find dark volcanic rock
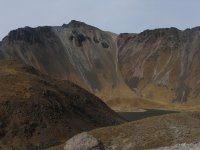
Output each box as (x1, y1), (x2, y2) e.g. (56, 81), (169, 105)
(0, 120), (5, 139)
(62, 20), (99, 30)
(4, 26), (53, 44)
(101, 41), (109, 48)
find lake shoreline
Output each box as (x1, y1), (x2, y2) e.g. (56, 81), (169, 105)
(118, 109), (179, 121)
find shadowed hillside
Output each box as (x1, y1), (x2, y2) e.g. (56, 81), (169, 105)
(0, 60), (124, 150)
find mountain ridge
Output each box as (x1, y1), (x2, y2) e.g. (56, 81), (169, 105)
(1, 20), (200, 110)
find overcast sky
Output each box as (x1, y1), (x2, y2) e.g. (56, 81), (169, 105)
(0, 0), (200, 40)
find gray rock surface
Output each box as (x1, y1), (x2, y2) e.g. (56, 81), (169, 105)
(150, 142), (200, 150)
(64, 132), (104, 150)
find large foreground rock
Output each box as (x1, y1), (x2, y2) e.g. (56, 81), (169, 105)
(64, 132), (104, 150)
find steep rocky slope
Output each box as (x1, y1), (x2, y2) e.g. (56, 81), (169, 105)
(0, 20), (138, 110)
(1, 21), (200, 110)
(0, 20), (118, 91)
(0, 60), (124, 150)
(118, 27), (200, 104)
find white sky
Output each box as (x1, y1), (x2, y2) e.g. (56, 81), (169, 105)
(0, 0), (200, 40)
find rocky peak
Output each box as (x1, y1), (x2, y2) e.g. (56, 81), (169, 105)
(62, 20), (99, 30)
(66, 20), (88, 27)
(3, 26), (52, 44)
(139, 27), (180, 39)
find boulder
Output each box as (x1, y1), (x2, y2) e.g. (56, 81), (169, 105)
(64, 132), (104, 150)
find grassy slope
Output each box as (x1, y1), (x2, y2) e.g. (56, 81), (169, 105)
(90, 112), (200, 150)
(0, 60), (124, 149)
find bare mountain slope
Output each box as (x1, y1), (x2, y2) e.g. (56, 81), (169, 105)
(1, 21), (200, 110)
(0, 60), (124, 150)
(0, 20), (118, 91)
(118, 27), (200, 105)
(0, 20), (139, 110)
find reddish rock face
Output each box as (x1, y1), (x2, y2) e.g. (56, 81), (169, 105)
(118, 27), (200, 103)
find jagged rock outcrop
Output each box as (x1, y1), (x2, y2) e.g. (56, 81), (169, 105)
(0, 60), (124, 150)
